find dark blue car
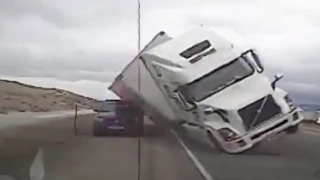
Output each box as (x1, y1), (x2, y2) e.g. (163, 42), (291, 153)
(93, 100), (144, 136)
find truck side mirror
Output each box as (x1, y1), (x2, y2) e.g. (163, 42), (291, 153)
(171, 92), (180, 99)
(172, 92), (185, 104)
(172, 91), (197, 111)
(204, 107), (215, 114)
(271, 73), (284, 90)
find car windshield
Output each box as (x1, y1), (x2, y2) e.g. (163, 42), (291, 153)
(181, 56), (254, 102)
(99, 102), (116, 112)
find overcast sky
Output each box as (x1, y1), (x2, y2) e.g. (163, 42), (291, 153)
(0, 0), (319, 103)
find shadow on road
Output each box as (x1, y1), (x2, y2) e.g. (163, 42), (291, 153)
(172, 124), (284, 156)
(240, 142), (282, 156)
(91, 123), (169, 138)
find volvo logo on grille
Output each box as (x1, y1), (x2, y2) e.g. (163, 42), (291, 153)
(238, 95), (282, 130)
(249, 96), (269, 129)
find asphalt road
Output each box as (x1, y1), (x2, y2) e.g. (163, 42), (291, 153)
(1, 114), (320, 180)
(176, 123), (320, 180)
(0, 115), (202, 180)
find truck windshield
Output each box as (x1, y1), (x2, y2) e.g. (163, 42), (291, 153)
(181, 56), (254, 102)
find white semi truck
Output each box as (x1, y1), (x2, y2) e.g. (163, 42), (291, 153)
(109, 26), (304, 154)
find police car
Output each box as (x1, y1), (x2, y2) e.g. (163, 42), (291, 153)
(93, 100), (144, 137)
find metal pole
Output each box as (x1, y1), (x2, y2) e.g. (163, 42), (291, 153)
(74, 104), (78, 136)
(137, 0), (141, 52)
(137, 1), (142, 180)
(137, 0), (141, 92)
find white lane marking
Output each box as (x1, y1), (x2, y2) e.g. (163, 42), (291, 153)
(171, 129), (215, 180)
(30, 148), (45, 180)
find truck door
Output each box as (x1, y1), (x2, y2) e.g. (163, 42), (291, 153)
(147, 61), (194, 122)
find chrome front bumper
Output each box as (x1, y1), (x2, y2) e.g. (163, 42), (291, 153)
(221, 107), (303, 154)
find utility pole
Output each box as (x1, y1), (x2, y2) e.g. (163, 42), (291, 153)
(136, 1), (142, 180)
(137, 0), (141, 92)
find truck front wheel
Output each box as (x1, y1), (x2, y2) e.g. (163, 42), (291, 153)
(177, 120), (188, 125)
(206, 130), (225, 153)
(286, 124), (299, 134)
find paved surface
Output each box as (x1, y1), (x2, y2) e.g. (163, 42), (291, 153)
(175, 123), (320, 180)
(0, 115), (202, 180)
(1, 114), (320, 180)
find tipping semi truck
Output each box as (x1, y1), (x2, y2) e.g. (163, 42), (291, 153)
(108, 26), (304, 154)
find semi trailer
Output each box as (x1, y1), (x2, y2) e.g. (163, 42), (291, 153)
(108, 26), (304, 153)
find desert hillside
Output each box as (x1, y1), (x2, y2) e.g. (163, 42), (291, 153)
(0, 79), (99, 114)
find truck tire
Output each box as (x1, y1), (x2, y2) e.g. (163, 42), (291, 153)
(138, 124), (144, 137)
(286, 124), (299, 134)
(135, 129), (144, 137)
(178, 120), (188, 125)
(132, 125), (144, 137)
(93, 130), (100, 137)
(93, 128), (102, 137)
(206, 130), (225, 153)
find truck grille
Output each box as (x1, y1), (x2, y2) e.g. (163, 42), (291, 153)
(238, 95), (282, 130)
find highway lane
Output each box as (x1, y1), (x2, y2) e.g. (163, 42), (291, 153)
(176, 124), (320, 180)
(0, 115), (203, 180)
(2, 112), (320, 180)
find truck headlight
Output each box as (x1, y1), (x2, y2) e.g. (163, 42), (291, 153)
(284, 95), (295, 109)
(218, 128), (240, 142)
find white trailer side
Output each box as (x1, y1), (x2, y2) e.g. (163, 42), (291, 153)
(108, 32), (179, 122)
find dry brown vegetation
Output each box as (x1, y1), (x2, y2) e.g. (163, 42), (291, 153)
(0, 79), (99, 114)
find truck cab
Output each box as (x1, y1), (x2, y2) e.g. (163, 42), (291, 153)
(140, 27), (303, 153)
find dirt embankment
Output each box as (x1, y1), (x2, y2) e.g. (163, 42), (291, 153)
(0, 79), (100, 114)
